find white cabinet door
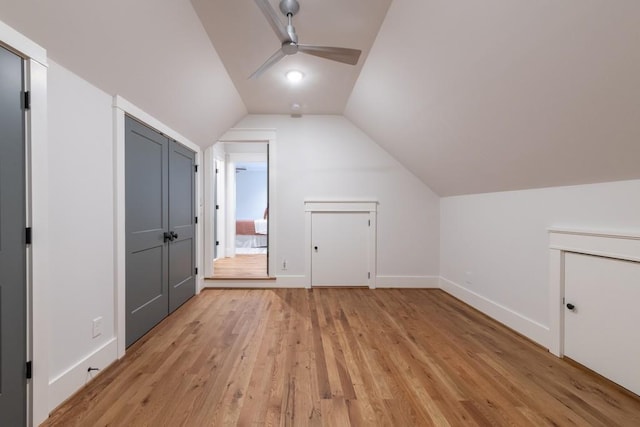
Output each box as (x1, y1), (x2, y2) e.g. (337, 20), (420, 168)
(564, 252), (640, 395)
(311, 212), (369, 286)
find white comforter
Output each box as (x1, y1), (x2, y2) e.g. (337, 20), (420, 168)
(254, 219), (268, 235)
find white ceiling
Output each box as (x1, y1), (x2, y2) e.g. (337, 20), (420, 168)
(0, 0), (247, 146)
(191, 0), (392, 115)
(1, 0), (639, 196)
(346, 0), (640, 195)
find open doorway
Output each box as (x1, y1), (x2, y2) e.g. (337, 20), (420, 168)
(208, 142), (269, 279)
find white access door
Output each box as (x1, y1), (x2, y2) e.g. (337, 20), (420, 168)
(564, 252), (640, 395)
(311, 212), (369, 286)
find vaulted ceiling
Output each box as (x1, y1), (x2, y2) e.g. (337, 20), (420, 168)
(0, 0), (247, 145)
(1, 0), (639, 196)
(346, 0), (640, 195)
(191, 0), (392, 115)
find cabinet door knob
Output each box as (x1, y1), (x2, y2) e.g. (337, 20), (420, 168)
(566, 303), (575, 310)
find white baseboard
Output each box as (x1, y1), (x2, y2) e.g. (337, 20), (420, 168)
(275, 275), (307, 288)
(202, 275), (439, 289)
(202, 275), (306, 289)
(376, 275), (440, 288)
(439, 277), (550, 348)
(48, 337), (118, 412)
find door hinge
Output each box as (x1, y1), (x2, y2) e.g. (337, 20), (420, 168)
(368, 272), (371, 279)
(195, 267), (198, 275)
(195, 216), (198, 224)
(194, 165), (198, 173)
(26, 361), (32, 379)
(25, 227), (32, 245)
(23, 91), (31, 110)
(215, 168), (219, 174)
(368, 220), (371, 226)
(215, 241), (220, 246)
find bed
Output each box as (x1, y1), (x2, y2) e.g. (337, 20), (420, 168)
(235, 209), (268, 254)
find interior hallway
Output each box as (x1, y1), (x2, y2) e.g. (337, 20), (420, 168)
(211, 254), (268, 279)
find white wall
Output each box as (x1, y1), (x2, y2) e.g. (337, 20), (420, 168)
(236, 168), (268, 220)
(47, 61), (117, 408)
(440, 179), (640, 347)
(234, 115), (440, 284)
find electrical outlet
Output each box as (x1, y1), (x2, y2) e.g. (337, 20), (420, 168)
(92, 317), (103, 338)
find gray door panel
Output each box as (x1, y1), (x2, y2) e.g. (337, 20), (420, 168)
(125, 117), (169, 347)
(125, 120), (196, 345)
(0, 46), (26, 426)
(168, 141), (196, 313)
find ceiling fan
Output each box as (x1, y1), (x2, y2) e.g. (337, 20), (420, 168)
(250, 0), (362, 79)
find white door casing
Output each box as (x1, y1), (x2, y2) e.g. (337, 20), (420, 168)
(0, 18), (49, 426)
(209, 129), (277, 277)
(548, 228), (640, 357)
(305, 201), (377, 289)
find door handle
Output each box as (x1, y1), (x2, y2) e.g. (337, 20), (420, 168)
(164, 231), (179, 242)
(566, 303), (575, 310)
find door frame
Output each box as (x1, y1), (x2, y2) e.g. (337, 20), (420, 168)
(304, 200), (377, 289)
(204, 148), (222, 277)
(114, 96), (203, 359)
(205, 129), (278, 278)
(0, 19), (49, 426)
(226, 151), (269, 260)
(548, 228), (640, 357)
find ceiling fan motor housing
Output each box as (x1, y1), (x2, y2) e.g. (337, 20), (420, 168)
(279, 0), (300, 16)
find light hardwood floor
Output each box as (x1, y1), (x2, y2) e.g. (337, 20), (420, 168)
(42, 289), (640, 426)
(211, 254), (268, 279)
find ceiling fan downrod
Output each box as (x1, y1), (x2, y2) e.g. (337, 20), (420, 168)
(250, 0), (362, 79)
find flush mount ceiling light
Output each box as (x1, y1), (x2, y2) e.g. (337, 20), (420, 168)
(286, 70), (304, 83)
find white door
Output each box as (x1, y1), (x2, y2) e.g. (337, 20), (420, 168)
(311, 212), (369, 286)
(564, 253), (640, 395)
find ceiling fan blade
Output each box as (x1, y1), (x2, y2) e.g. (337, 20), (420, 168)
(297, 45), (362, 65)
(249, 48), (286, 79)
(254, 0), (289, 43)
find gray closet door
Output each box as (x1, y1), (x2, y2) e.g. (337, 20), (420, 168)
(0, 45), (26, 427)
(168, 141), (196, 312)
(125, 116), (170, 347)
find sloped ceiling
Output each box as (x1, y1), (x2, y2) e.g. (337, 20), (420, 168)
(0, 0), (246, 146)
(191, 0), (391, 115)
(346, 0), (640, 196)
(1, 0), (639, 195)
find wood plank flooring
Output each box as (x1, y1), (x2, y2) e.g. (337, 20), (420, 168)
(211, 254), (268, 279)
(42, 289), (640, 426)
